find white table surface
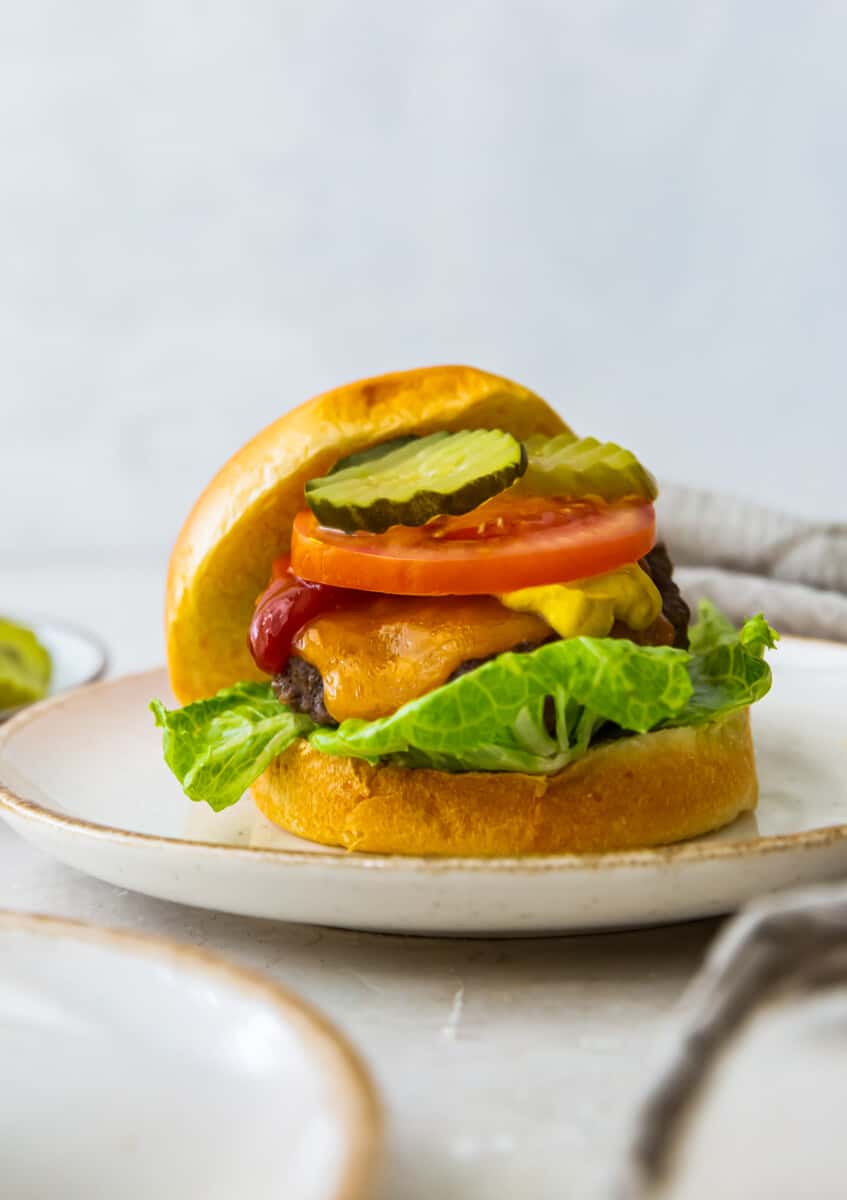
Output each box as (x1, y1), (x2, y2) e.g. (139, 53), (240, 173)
(1, 564), (718, 1199)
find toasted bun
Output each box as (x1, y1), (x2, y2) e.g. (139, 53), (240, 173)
(166, 364), (756, 858)
(165, 365), (567, 704)
(251, 709), (757, 856)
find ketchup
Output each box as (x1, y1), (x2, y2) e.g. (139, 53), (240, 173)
(248, 557), (347, 675)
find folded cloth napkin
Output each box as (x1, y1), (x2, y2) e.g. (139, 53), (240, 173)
(656, 485), (847, 641)
(619, 882), (847, 1199)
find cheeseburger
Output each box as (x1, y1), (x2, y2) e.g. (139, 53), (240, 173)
(153, 366), (776, 855)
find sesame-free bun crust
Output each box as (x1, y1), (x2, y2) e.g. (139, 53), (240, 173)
(251, 709), (757, 856)
(165, 366), (567, 704)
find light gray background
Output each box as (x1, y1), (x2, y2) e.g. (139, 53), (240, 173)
(3, 1), (844, 565)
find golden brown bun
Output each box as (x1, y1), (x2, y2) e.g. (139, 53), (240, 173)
(165, 365), (567, 704)
(251, 709), (757, 856)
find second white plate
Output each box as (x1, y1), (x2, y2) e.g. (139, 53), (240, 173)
(1, 638), (846, 934)
(0, 911), (378, 1199)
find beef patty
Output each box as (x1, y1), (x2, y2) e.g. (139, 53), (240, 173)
(639, 542), (690, 648)
(273, 542), (690, 727)
(272, 654), (335, 726)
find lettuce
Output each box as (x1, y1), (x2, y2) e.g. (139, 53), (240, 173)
(680, 607), (777, 724)
(310, 637), (691, 773)
(311, 603), (776, 770)
(152, 602), (777, 809)
(151, 683), (315, 811)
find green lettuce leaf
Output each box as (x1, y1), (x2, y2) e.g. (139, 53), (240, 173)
(670, 601), (778, 726)
(152, 602), (777, 807)
(310, 637), (692, 774)
(687, 599), (739, 654)
(688, 600), (777, 659)
(312, 601), (777, 772)
(150, 683), (315, 811)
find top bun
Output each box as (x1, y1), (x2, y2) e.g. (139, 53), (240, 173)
(165, 365), (568, 704)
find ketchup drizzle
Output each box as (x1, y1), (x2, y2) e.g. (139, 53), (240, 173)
(248, 557), (348, 676)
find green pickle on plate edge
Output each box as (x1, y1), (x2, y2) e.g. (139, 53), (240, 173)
(0, 618), (52, 708)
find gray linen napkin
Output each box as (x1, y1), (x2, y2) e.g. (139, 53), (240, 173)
(614, 498), (847, 1198)
(656, 485), (847, 640)
(619, 883), (847, 1199)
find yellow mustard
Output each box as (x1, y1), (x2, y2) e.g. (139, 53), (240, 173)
(499, 564), (661, 639)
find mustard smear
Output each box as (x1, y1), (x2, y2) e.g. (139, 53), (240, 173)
(499, 564), (661, 639)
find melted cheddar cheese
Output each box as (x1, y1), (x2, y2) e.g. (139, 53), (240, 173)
(292, 596), (550, 722)
(292, 565), (663, 723)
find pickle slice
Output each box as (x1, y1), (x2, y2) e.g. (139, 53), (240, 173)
(328, 435), (418, 475)
(0, 618), (52, 708)
(520, 433), (658, 502)
(305, 429), (528, 533)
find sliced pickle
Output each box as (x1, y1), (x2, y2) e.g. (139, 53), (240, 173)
(305, 429), (528, 533)
(328, 435), (418, 475)
(0, 618), (52, 708)
(520, 433), (658, 502)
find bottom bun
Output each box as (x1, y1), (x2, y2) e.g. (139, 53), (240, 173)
(250, 709), (757, 856)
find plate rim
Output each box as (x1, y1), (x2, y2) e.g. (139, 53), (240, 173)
(0, 908), (380, 1200)
(1, 646), (846, 876)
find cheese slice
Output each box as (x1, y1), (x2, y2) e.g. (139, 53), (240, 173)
(293, 596), (549, 722)
(293, 564), (662, 723)
(499, 564), (661, 639)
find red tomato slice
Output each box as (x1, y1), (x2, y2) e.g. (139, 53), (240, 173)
(290, 496), (656, 595)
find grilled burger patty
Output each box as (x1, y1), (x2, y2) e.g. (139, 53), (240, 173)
(272, 653), (336, 725)
(273, 544), (690, 728)
(638, 542), (690, 649)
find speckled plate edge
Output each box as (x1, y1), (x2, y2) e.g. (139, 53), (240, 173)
(1, 639), (846, 875)
(0, 909), (381, 1200)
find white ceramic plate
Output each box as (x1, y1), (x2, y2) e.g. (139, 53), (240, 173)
(0, 911), (378, 1200)
(1, 638), (846, 935)
(0, 614), (107, 721)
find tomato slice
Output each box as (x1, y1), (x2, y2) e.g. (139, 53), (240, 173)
(290, 496), (656, 595)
